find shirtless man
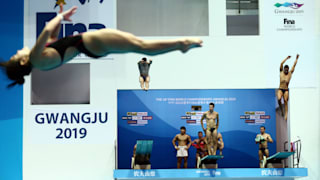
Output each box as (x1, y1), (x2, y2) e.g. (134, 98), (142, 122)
(201, 103), (219, 155)
(255, 126), (273, 168)
(278, 54), (299, 121)
(217, 132), (224, 156)
(172, 126), (192, 168)
(191, 131), (207, 167)
(138, 57), (152, 91)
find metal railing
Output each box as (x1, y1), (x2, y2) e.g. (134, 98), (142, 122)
(284, 139), (302, 168)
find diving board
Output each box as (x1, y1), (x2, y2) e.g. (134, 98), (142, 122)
(200, 155), (224, 161)
(266, 152), (295, 168)
(267, 152), (294, 161)
(198, 155), (224, 169)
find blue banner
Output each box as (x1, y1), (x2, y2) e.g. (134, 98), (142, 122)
(118, 89), (277, 168)
(114, 168), (308, 179)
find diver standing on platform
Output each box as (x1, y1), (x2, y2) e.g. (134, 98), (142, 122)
(255, 126), (273, 168)
(201, 103), (219, 155)
(172, 126), (192, 168)
(191, 131), (207, 167)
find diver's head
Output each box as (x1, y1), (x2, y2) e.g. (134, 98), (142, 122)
(142, 57), (147, 62)
(198, 131), (203, 138)
(180, 126), (186, 135)
(0, 47), (32, 87)
(260, 126), (266, 134)
(284, 65), (289, 75)
(209, 102), (215, 112)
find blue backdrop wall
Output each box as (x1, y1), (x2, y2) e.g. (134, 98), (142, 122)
(118, 89), (277, 169)
(0, 0), (23, 180)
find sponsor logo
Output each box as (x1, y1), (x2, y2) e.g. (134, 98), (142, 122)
(137, 112), (148, 116)
(137, 120), (148, 125)
(260, 115), (271, 119)
(284, 18), (295, 24)
(242, 111), (270, 125)
(245, 120), (255, 123)
(240, 115), (250, 119)
(122, 116), (132, 120)
(274, 2), (304, 15)
(255, 111), (266, 115)
(186, 120), (197, 124)
(255, 119), (266, 124)
(261, 169), (284, 176)
(196, 112), (204, 115)
(181, 116), (191, 120)
(276, 18), (302, 32)
(142, 116), (153, 120)
(274, 2), (304, 9)
(191, 116), (201, 120)
(133, 170), (156, 177)
(127, 120), (137, 124)
(245, 112), (255, 115)
(125, 112), (151, 126)
(132, 116), (143, 120)
(196, 170), (221, 176)
(250, 115), (261, 120)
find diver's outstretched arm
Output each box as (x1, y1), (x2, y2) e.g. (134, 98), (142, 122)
(280, 56), (290, 71)
(30, 6), (77, 57)
(290, 54), (299, 74)
(49, 3), (64, 41)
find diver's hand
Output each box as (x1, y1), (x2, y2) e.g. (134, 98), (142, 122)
(58, 3), (64, 14)
(61, 5), (78, 22)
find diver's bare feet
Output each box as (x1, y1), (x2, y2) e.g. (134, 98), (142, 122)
(180, 38), (203, 53)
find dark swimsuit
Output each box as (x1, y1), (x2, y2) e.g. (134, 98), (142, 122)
(259, 147), (268, 156)
(46, 35), (102, 64)
(279, 88), (289, 94)
(138, 61), (152, 80)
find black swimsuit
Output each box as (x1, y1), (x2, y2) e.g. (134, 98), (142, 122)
(279, 88), (289, 94)
(138, 61), (152, 80)
(259, 147), (268, 154)
(46, 35), (102, 64)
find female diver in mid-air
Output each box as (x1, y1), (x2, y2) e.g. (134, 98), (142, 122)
(0, 4), (202, 87)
